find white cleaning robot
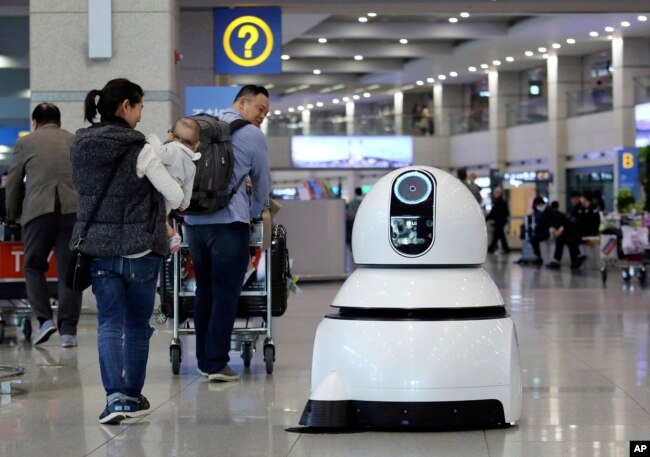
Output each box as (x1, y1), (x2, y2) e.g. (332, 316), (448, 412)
(300, 166), (521, 429)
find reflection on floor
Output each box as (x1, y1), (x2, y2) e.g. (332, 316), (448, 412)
(0, 253), (649, 457)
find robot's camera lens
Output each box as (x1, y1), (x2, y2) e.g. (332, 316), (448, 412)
(394, 171), (433, 205)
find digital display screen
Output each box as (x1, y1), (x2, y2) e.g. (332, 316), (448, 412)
(291, 135), (413, 169)
(391, 216), (429, 247)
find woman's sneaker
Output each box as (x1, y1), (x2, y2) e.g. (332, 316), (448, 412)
(99, 400), (128, 425)
(123, 395), (150, 418)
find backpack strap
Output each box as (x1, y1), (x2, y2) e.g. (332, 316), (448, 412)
(228, 119), (252, 199)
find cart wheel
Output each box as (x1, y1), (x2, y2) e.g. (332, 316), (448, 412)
(600, 268), (607, 285)
(241, 341), (253, 368)
(22, 319), (32, 342)
(0, 322), (5, 344)
(171, 345), (182, 375)
(264, 345), (275, 374)
(621, 269), (630, 284)
(155, 312), (167, 324)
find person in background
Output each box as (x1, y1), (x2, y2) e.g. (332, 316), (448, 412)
(457, 168), (483, 205)
(5, 103), (82, 347)
(527, 196), (553, 265)
(0, 171), (8, 222)
(183, 85), (272, 383)
(486, 186), (510, 254)
(577, 191), (601, 237)
(70, 78), (183, 424)
(545, 201), (585, 270)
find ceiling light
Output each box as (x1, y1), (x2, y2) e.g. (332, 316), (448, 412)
(358, 17), (368, 23)
(313, 69), (321, 75)
(589, 31), (599, 37)
(538, 47), (547, 53)
(449, 17), (458, 23)
(281, 54), (290, 60)
(638, 15), (648, 22)
(316, 102), (324, 107)
(342, 96), (350, 102)
(332, 99), (340, 104)
(354, 55), (364, 61)
(505, 56), (514, 62)
(607, 35), (614, 40)
(480, 63), (488, 69)
(399, 38), (408, 44)
(438, 75), (447, 80)
(288, 107), (295, 112)
(468, 66), (477, 72)
(273, 110), (281, 115)
(552, 43), (561, 49)
(492, 60), (501, 66)
(307, 104), (314, 109)
(426, 77), (435, 83)
(363, 92), (371, 98)
(524, 51), (534, 57)
(368, 12), (377, 17)
(318, 38), (327, 43)
(416, 80), (424, 85)
(621, 21), (631, 27)
(604, 26), (614, 32)
(297, 105), (304, 111)
(352, 95), (360, 100)
(566, 38), (576, 44)
(449, 71), (458, 77)
(460, 12), (470, 18)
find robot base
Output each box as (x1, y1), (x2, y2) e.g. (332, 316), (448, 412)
(300, 399), (507, 430)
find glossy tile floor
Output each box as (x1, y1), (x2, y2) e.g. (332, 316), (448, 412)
(1, 253), (649, 457)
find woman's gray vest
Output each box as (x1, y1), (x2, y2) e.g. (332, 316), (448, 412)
(69, 122), (168, 257)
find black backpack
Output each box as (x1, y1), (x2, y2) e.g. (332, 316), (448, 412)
(183, 113), (250, 215)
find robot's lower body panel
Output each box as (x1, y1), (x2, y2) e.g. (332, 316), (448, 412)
(300, 315), (521, 429)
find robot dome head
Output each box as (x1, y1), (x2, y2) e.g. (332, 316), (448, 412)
(352, 166), (487, 266)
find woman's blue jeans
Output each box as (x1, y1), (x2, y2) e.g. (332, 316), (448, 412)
(184, 222), (250, 374)
(91, 254), (161, 398)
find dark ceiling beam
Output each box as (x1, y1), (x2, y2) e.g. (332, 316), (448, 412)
(304, 21), (509, 39)
(282, 41), (455, 58)
(283, 58), (405, 72)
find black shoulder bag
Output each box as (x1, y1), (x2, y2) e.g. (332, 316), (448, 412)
(65, 154), (125, 291)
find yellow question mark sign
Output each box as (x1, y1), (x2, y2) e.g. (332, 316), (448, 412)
(223, 16), (274, 67)
(238, 25), (259, 58)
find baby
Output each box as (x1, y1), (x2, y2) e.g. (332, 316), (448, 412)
(147, 117), (202, 253)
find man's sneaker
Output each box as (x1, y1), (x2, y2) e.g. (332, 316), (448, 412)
(208, 365), (240, 382)
(99, 401), (128, 425)
(33, 319), (56, 345)
(60, 334), (77, 348)
(197, 367), (209, 377)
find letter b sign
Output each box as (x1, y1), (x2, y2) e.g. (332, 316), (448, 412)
(622, 152), (635, 169)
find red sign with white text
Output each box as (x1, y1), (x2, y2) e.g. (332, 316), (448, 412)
(0, 242), (57, 281)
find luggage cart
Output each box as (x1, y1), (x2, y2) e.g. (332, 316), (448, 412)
(599, 220), (649, 286)
(0, 241), (58, 343)
(158, 218), (286, 375)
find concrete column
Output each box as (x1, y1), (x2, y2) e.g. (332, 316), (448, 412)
(547, 55), (582, 205)
(345, 101), (355, 136)
(29, 0), (180, 137)
(433, 82), (463, 137)
(488, 70), (518, 169)
(393, 91), (403, 135)
(612, 36), (650, 148)
(301, 109), (311, 136)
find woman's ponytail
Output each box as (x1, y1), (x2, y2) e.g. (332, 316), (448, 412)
(83, 89), (102, 123)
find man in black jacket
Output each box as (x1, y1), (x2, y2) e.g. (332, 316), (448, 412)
(545, 200), (585, 270)
(486, 187), (510, 254)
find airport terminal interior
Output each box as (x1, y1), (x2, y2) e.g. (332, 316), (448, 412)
(1, 0), (650, 456)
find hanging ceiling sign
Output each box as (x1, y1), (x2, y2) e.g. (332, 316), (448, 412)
(214, 7), (282, 75)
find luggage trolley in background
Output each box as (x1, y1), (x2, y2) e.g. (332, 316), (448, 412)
(158, 218), (291, 375)
(0, 241), (58, 343)
(599, 215), (649, 286)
